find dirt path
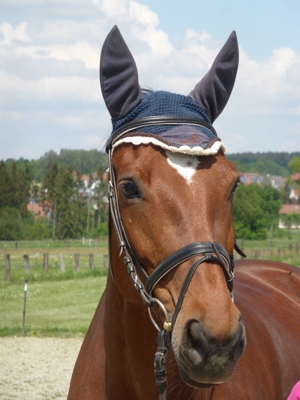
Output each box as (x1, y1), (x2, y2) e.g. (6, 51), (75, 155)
(0, 337), (83, 400)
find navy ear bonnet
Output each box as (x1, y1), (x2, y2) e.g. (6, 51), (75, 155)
(111, 91), (218, 151)
(100, 26), (239, 155)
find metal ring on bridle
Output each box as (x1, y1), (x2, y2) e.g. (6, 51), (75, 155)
(148, 298), (172, 332)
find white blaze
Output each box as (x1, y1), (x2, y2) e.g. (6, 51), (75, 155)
(166, 150), (199, 184)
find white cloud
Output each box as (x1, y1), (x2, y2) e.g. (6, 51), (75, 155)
(100, 0), (128, 17)
(238, 46), (300, 99)
(0, 70), (101, 105)
(129, 1), (159, 27)
(35, 19), (105, 44)
(129, 1), (173, 57)
(185, 29), (211, 43)
(0, 22), (32, 45)
(0, 132), (7, 141)
(280, 138), (300, 152)
(14, 41), (99, 70)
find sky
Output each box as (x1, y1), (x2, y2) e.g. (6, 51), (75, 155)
(1, 0), (300, 160)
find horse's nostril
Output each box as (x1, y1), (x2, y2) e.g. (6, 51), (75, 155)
(233, 328), (246, 361)
(234, 336), (245, 361)
(185, 321), (208, 363)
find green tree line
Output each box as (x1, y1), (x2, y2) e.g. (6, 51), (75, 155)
(5, 149), (108, 183)
(1, 151), (300, 242)
(227, 151), (300, 176)
(2, 149), (300, 184)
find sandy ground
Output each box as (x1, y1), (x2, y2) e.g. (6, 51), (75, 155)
(0, 337), (83, 400)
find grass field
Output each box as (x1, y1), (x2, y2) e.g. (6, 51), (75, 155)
(0, 239), (108, 337)
(236, 231), (300, 267)
(0, 276), (106, 337)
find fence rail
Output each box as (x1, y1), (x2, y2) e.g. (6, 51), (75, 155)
(240, 244), (300, 259)
(2, 252), (109, 282)
(2, 241), (300, 282)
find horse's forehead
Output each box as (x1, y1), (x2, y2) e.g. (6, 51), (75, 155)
(115, 147), (193, 191)
(113, 143), (233, 185)
(166, 151), (199, 185)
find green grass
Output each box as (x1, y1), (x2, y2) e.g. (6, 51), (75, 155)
(0, 276), (106, 337)
(236, 231), (300, 267)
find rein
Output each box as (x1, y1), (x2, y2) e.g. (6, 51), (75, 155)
(106, 115), (246, 400)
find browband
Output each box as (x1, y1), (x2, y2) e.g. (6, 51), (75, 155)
(105, 115), (218, 153)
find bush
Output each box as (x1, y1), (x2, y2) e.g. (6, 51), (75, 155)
(0, 207), (24, 240)
(95, 222), (108, 237)
(23, 218), (52, 240)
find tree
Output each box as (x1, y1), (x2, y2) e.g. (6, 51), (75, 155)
(42, 162), (58, 237)
(233, 184), (282, 240)
(0, 207), (23, 240)
(260, 186), (282, 241)
(283, 212), (300, 236)
(55, 166), (84, 239)
(0, 161), (12, 215)
(233, 184), (267, 239)
(289, 157), (300, 174)
(14, 163), (32, 219)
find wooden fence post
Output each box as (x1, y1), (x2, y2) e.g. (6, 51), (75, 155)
(103, 254), (109, 269)
(23, 254), (30, 273)
(60, 254), (65, 272)
(89, 253), (94, 269)
(4, 254), (10, 282)
(74, 253), (80, 271)
(43, 253), (49, 273)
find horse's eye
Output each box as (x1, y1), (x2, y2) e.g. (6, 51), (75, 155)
(120, 181), (140, 199)
(231, 178), (241, 197)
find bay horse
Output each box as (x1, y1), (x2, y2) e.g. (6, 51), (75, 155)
(68, 26), (300, 400)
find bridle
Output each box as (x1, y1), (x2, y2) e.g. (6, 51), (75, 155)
(106, 115), (246, 400)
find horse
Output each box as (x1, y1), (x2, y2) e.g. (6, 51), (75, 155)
(67, 26), (300, 400)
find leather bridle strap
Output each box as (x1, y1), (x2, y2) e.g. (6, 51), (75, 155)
(170, 250), (231, 329)
(105, 115), (218, 152)
(146, 242), (233, 296)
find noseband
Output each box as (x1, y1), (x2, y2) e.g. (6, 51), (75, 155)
(106, 116), (246, 400)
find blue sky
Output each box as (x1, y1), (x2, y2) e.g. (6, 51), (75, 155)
(1, 0), (300, 160)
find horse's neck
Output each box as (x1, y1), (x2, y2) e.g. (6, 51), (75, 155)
(104, 266), (160, 398)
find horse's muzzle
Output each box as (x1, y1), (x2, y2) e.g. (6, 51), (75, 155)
(175, 317), (246, 387)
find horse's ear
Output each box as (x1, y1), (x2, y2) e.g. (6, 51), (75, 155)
(188, 31), (239, 123)
(100, 26), (142, 120)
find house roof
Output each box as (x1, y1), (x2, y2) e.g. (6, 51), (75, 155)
(291, 173), (300, 181)
(27, 202), (47, 217)
(240, 173), (260, 185)
(279, 204), (300, 215)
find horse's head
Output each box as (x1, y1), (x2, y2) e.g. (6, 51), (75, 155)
(100, 26), (246, 389)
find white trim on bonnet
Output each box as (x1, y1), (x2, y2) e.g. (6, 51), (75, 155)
(112, 136), (226, 156)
